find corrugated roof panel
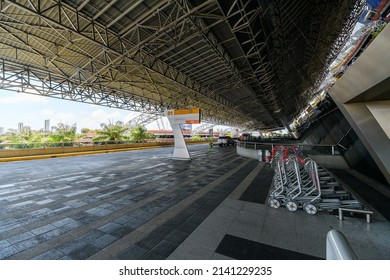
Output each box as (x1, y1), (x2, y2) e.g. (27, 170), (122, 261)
(0, 0), (364, 129)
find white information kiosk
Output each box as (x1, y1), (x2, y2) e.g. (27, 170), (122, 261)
(166, 108), (201, 160)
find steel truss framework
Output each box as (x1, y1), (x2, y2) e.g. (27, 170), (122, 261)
(190, 123), (215, 136)
(0, 0), (364, 130)
(126, 113), (162, 129)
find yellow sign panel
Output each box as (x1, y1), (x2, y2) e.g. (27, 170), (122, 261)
(166, 108), (201, 124)
(172, 108), (200, 115)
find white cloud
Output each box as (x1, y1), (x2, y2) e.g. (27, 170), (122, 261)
(123, 112), (140, 122)
(78, 118), (102, 130)
(0, 93), (49, 105)
(40, 109), (55, 117)
(53, 112), (77, 123)
(91, 109), (121, 120)
(94, 111), (117, 123)
(45, 112), (78, 129)
(75, 109), (130, 130)
(0, 90), (145, 131)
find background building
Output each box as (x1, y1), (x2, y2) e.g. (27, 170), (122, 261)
(44, 119), (50, 133)
(18, 122), (23, 132)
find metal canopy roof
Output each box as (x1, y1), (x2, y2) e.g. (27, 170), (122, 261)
(0, 0), (364, 130)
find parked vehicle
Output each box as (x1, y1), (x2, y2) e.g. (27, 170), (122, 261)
(217, 136), (235, 147)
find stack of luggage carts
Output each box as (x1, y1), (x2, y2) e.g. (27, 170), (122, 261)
(268, 145), (365, 215)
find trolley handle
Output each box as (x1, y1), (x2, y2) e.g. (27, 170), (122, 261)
(311, 161), (321, 194)
(290, 146), (305, 164)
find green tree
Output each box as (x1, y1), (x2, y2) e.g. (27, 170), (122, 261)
(0, 127), (46, 148)
(8, 126), (33, 142)
(50, 122), (77, 142)
(371, 23), (386, 38)
(2, 127), (39, 145)
(191, 134), (202, 141)
(94, 121), (130, 142)
(0, 129), (20, 144)
(129, 124), (154, 142)
(29, 130), (46, 144)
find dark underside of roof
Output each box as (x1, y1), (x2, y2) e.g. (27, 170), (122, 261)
(0, 0), (364, 129)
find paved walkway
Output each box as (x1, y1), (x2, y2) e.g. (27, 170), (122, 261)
(0, 144), (389, 260)
(169, 198), (390, 260)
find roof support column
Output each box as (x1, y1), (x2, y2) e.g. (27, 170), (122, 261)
(329, 24), (390, 184)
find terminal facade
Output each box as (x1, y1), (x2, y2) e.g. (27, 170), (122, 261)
(0, 0), (389, 260)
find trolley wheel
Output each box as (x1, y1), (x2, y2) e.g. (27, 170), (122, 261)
(268, 198), (281, 209)
(303, 203), (318, 215)
(286, 200), (298, 212)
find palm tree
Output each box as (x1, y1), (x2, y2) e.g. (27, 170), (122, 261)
(94, 121), (130, 142)
(51, 122), (77, 142)
(130, 124), (150, 142)
(81, 128), (91, 134)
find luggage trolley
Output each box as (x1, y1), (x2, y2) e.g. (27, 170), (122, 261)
(284, 158), (322, 213)
(268, 146), (301, 209)
(268, 145), (365, 215)
(269, 157), (322, 213)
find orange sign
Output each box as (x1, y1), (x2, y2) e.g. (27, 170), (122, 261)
(166, 108), (201, 124)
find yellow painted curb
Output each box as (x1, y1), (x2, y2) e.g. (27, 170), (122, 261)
(0, 141), (208, 163)
(0, 145), (169, 163)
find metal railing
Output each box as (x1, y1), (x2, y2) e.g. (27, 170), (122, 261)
(0, 140), (150, 150)
(338, 207), (373, 223)
(236, 141), (274, 151)
(0, 138), (205, 151)
(297, 144), (339, 156)
(336, 127), (352, 151)
(236, 141), (340, 156)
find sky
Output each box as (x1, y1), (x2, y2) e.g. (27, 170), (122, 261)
(0, 89), (222, 133)
(0, 89), (171, 132)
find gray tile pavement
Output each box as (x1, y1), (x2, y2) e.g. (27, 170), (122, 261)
(1, 144), (389, 260)
(168, 186), (390, 260)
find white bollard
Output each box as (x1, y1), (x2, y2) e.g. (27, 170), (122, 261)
(265, 150), (271, 163)
(326, 229), (357, 260)
(258, 150), (263, 161)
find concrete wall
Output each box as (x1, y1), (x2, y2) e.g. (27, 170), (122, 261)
(236, 146), (262, 161)
(0, 142), (172, 158)
(303, 109), (389, 186)
(308, 155), (349, 170)
(366, 100), (390, 139)
(329, 24), (390, 184)
(237, 142), (349, 169)
(0, 140), (211, 159)
(303, 109), (351, 145)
